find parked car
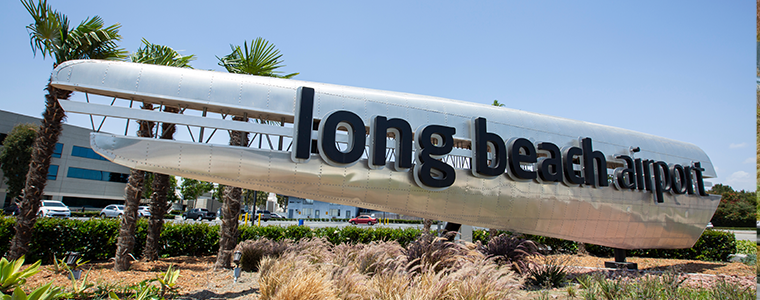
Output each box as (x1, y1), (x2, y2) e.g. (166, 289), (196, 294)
(706, 222), (714, 229)
(254, 210), (271, 221)
(216, 207), (249, 219)
(3, 204), (19, 216)
(100, 204), (125, 218)
(183, 208), (216, 221)
(39, 200), (71, 218)
(349, 215), (377, 225)
(138, 206), (151, 217)
(270, 212), (285, 219)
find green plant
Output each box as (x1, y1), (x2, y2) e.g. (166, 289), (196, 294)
(525, 256), (570, 288)
(403, 233), (469, 274)
(49, 253), (89, 276)
(0, 256), (41, 292)
(155, 265), (180, 299)
(735, 240), (756, 255)
(0, 282), (62, 300)
(61, 269), (94, 299)
(478, 233), (540, 273)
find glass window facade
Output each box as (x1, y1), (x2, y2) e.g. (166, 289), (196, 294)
(71, 146), (108, 160)
(52, 143), (63, 158)
(47, 165), (59, 180)
(67, 167), (129, 183)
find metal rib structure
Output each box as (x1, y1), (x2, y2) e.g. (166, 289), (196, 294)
(52, 60), (720, 249)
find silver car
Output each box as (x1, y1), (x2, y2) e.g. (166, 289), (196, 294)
(99, 204), (125, 218)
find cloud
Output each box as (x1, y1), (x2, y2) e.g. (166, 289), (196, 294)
(742, 157), (755, 164)
(725, 171), (751, 184)
(728, 143), (747, 149)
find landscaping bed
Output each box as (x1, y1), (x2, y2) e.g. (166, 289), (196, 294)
(20, 253), (755, 299)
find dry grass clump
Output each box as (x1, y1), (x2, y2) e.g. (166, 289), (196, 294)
(235, 238), (291, 271)
(256, 234), (522, 300)
(478, 233), (540, 274)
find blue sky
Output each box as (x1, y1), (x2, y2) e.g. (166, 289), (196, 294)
(0, 1), (755, 191)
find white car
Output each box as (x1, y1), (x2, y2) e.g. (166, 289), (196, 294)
(38, 200), (71, 218)
(138, 206), (151, 217)
(99, 204), (125, 218)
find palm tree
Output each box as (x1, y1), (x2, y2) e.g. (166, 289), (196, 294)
(114, 39), (195, 270)
(488, 100), (505, 241)
(9, 0), (125, 260)
(214, 37), (297, 268)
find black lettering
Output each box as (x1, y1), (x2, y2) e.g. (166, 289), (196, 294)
(562, 146), (584, 185)
(317, 110), (366, 166)
(414, 125), (456, 189)
(292, 87), (315, 162)
(582, 138), (608, 187)
(641, 159), (653, 192)
(692, 162), (707, 196)
(669, 164), (687, 194)
(634, 158), (645, 191)
(507, 138), (537, 180)
(684, 165), (695, 195)
(614, 155), (636, 190)
(473, 117), (506, 178)
(369, 116), (413, 170)
(652, 161), (670, 203)
(537, 142), (562, 182)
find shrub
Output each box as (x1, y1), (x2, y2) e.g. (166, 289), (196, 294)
(478, 233), (540, 273)
(235, 238), (290, 271)
(586, 230), (737, 262)
(525, 235), (578, 254)
(735, 240), (756, 255)
(332, 241), (404, 275)
(403, 233), (471, 274)
(524, 256), (570, 288)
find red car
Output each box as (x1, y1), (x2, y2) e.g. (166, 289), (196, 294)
(349, 215), (377, 225)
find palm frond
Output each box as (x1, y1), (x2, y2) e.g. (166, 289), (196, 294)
(21, 0), (62, 59)
(217, 37), (298, 78)
(22, 0), (125, 66)
(131, 38), (195, 68)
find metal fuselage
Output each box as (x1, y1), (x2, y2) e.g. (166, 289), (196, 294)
(52, 60), (720, 249)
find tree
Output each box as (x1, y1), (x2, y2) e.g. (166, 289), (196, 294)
(0, 124), (38, 201)
(179, 179), (214, 205)
(708, 184), (756, 227)
(129, 39), (195, 262)
(11, 0), (125, 260)
(276, 194), (288, 210)
(214, 37), (297, 268)
(115, 114), (153, 271)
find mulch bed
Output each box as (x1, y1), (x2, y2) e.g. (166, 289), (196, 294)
(21, 254), (755, 300)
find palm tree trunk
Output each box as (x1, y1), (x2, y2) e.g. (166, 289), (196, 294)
(8, 83), (70, 260)
(215, 116), (248, 269)
(142, 173), (169, 261)
(115, 105), (154, 271)
(142, 106), (178, 261)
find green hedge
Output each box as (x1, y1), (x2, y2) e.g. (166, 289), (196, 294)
(0, 217), (736, 263)
(471, 229), (736, 262)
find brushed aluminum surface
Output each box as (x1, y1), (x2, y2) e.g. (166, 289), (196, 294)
(48, 59), (722, 249)
(92, 133), (720, 249)
(51, 60), (715, 177)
